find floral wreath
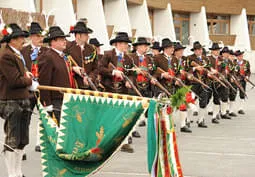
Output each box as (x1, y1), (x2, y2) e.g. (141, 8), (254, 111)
(1, 25), (12, 36)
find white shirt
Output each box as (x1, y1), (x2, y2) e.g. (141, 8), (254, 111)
(31, 43), (41, 51)
(115, 48), (124, 58)
(51, 47), (64, 57)
(9, 45), (22, 56)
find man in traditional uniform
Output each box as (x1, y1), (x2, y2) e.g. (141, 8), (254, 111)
(89, 38), (104, 61)
(153, 38), (175, 96)
(21, 22), (48, 152)
(207, 43), (230, 124)
(128, 37), (156, 132)
(187, 41), (211, 128)
(38, 26), (77, 125)
(99, 32), (134, 153)
(227, 50), (238, 117)
(172, 42), (193, 133)
(234, 50), (251, 114)
(0, 23), (34, 177)
(65, 21), (98, 90)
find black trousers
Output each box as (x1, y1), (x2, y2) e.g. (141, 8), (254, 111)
(48, 99), (63, 126)
(239, 80), (246, 99)
(191, 83), (211, 109)
(229, 81), (238, 101)
(2, 99), (31, 151)
(211, 82), (229, 105)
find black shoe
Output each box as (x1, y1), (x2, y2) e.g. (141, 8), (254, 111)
(226, 110), (230, 114)
(180, 126), (192, 133)
(212, 118), (220, 124)
(216, 114), (221, 120)
(132, 131), (141, 138)
(186, 122), (191, 128)
(193, 111), (198, 116)
(190, 120), (194, 123)
(35, 145), (41, 152)
(128, 136), (132, 144)
(221, 114), (231, 119)
(121, 144), (134, 153)
(238, 110), (245, 115)
(197, 121), (208, 128)
(138, 120), (146, 127)
(22, 153), (27, 161)
(229, 112), (237, 117)
(208, 111), (213, 116)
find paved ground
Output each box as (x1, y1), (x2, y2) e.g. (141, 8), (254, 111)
(0, 76), (255, 177)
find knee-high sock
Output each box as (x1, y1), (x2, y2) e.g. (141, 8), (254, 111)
(36, 121), (40, 146)
(239, 99), (245, 111)
(187, 103), (196, 122)
(4, 151), (16, 177)
(198, 108), (206, 123)
(212, 104), (220, 118)
(179, 111), (187, 128)
(229, 101), (235, 113)
(221, 102), (228, 115)
(16, 149), (24, 177)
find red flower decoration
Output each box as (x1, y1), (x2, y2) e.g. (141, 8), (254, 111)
(166, 106), (173, 115)
(2, 28), (8, 36)
(240, 69), (245, 76)
(136, 74), (148, 82)
(168, 69), (175, 77)
(179, 104), (187, 111)
(185, 92), (195, 104)
(70, 26), (74, 31)
(91, 147), (101, 154)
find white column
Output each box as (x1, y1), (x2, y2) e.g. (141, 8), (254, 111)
(77, 0), (110, 51)
(190, 6), (210, 47)
(128, 0), (152, 38)
(153, 3), (176, 41)
(230, 8), (251, 51)
(43, 0), (76, 33)
(104, 0), (132, 37)
(0, 0), (36, 12)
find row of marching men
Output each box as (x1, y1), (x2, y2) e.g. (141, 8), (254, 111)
(0, 20), (252, 177)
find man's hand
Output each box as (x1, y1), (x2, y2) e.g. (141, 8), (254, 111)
(125, 81), (132, 88)
(83, 77), (89, 86)
(211, 68), (218, 74)
(72, 66), (82, 76)
(161, 72), (171, 79)
(28, 80), (39, 91)
(113, 70), (123, 80)
(25, 71), (33, 79)
(194, 66), (204, 72)
(150, 78), (157, 85)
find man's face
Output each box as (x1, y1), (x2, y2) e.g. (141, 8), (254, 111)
(237, 54), (243, 60)
(194, 48), (203, 56)
(30, 34), (44, 47)
(96, 46), (101, 54)
(11, 36), (25, 51)
(52, 37), (67, 51)
(211, 50), (220, 56)
(222, 52), (230, 59)
(175, 49), (184, 58)
(229, 55), (235, 60)
(164, 46), (174, 56)
(137, 44), (148, 55)
(152, 49), (160, 56)
(116, 42), (129, 52)
(76, 33), (89, 43)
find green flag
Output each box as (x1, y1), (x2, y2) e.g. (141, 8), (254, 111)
(39, 93), (146, 177)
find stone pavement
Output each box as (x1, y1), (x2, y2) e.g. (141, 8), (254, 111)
(0, 76), (254, 177)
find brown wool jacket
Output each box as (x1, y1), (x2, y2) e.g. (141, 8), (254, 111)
(65, 41), (98, 89)
(99, 49), (134, 94)
(38, 48), (71, 106)
(0, 45), (32, 100)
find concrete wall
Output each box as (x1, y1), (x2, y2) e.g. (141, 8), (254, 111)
(104, 0), (132, 37)
(128, 0), (152, 38)
(0, 0), (36, 12)
(43, 0), (76, 33)
(190, 6), (210, 47)
(77, 0), (110, 51)
(153, 3), (176, 41)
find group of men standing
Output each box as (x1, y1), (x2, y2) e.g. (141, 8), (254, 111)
(0, 19), (251, 177)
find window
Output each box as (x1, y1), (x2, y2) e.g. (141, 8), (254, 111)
(173, 12), (190, 45)
(248, 15), (255, 35)
(207, 14), (230, 35)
